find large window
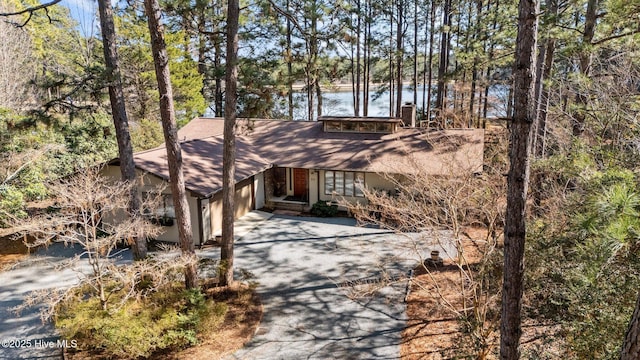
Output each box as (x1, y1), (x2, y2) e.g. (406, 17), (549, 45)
(325, 171), (365, 197)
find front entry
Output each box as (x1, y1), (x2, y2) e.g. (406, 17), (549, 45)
(293, 168), (308, 200)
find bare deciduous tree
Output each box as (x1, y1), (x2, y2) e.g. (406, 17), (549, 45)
(0, 4), (37, 111)
(345, 158), (505, 358)
(11, 168), (197, 317)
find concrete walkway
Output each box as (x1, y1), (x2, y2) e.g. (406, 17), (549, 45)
(0, 211), (446, 359)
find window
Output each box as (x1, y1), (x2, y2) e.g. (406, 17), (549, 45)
(325, 121), (341, 131)
(323, 119), (397, 134)
(376, 122), (393, 133)
(342, 121), (357, 132)
(359, 121), (376, 132)
(161, 195), (175, 217)
(335, 171), (344, 194)
(325, 171), (335, 194)
(142, 192), (175, 218)
(325, 171), (365, 197)
(355, 173), (365, 197)
(344, 172), (354, 196)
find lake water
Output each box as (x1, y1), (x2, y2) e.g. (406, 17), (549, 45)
(289, 85), (509, 120)
(208, 85), (509, 120)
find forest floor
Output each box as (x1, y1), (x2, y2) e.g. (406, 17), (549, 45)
(0, 230), (30, 270)
(401, 227), (563, 359)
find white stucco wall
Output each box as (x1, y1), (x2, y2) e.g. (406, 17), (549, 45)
(254, 172), (265, 209)
(363, 172), (398, 192)
(201, 199), (211, 244)
(101, 165), (202, 244)
(309, 169), (319, 205)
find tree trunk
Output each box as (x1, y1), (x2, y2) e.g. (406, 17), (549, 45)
(286, 0), (294, 120)
(395, 0), (403, 118)
(621, 291), (640, 359)
(534, 0), (557, 157)
(389, 3), (394, 117)
(535, 36), (555, 157)
(426, 0), (436, 124)
(220, 0), (239, 287)
(355, 0), (361, 117)
(144, 0), (197, 289)
(500, 0), (539, 359)
(532, 41), (546, 152)
(572, 0), (598, 136)
(363, 0), (371, 116)
(97, 0), (146, 260)
(214, 22), (223, 117)
(412, 0), (418, 108)
(436, 0), (451, 122)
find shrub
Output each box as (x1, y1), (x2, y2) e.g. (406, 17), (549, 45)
(311, 200), (338, 217)
(55, 285), (227, 359)
(0, 185), (26, 227)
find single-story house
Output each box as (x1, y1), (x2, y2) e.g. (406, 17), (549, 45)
(103, 110), (484, 246)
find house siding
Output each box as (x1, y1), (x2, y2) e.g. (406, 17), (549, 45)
(210, 176), (255, 237)
(101, 165), (201, 244)
(254, 172), (265, 209)
(309, 169), (319, 205)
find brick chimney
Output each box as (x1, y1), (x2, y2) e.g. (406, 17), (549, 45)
(401, 103), (416, 127)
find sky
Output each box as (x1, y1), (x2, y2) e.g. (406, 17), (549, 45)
(61, 0), (99, 36)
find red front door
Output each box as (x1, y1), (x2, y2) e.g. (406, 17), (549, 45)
(293, 168), (308, 200)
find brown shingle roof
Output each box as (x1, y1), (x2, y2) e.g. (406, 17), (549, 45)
(132, 118), (484, 197)
(176, 116), (225, 141)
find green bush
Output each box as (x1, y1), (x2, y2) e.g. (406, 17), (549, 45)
(311, 201), (338, 217)
(55, 286), (227, 359)
(0, 185), (26, 227)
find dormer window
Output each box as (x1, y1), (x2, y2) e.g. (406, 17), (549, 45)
(325, 121), (341, 131)
(319, 116), (401, 134)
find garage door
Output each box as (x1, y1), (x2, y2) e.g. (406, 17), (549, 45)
(234, 178), (254, 219)
(210, 177), (254, 235)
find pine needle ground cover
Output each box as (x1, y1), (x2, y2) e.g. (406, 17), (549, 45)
(58, 282), (261, 359)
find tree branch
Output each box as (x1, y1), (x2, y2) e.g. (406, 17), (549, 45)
(0, 0), (62, 16)
(555, 23), (583, 35)
(266, 0), (304, 35)
(0, 0), (62, 27)
(592, 29), (640, 46)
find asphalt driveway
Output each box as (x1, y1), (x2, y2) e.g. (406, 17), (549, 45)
(0, 212), (448, 359)
(222, 214), (444, 360)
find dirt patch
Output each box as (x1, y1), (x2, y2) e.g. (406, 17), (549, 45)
(167, 283), (263, 360)
(402, 229), (493, 359)
(0, 232), (30, 270)
(401, 227), (562, 359)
